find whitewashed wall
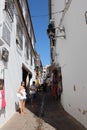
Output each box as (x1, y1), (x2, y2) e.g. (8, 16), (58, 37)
(0, 1), (36, 127)
(53, 0), (87, 128)
(0, 11), (23, 126)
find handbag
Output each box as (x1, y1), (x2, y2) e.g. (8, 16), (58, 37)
(17, 93), (21, 98)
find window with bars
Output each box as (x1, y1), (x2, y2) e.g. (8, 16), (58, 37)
(30, 49), (32, 65)
(16, 20), (23, 49)
(19, 0), (24, 8)
(2, 22), (10, 46)
(25, 13), (29, 29)
(4, 0), (14, 22)
(25, 40), (29, 60)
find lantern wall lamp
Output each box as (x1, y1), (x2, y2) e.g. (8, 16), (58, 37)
(47, 23), (66, 39)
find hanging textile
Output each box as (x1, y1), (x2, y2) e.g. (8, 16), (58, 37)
(0, 90), (6, 109)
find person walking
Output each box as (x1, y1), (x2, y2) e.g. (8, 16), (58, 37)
(35, 77), (39, 92)
(57, 71), (63, 100)
(29, 81), (37, 108)
(17, 81), (27, 114)
(52, 68), (58, 100)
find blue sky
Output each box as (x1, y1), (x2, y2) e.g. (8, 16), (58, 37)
(28, 0), (50, 66)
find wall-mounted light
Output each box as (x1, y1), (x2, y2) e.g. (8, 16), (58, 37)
(85, 11), (87, 24)
(47, 23), (66, 39)
(47, 23), (55, 39)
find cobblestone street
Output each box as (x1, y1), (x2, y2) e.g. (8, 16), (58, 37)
(1, 90), (87, 130)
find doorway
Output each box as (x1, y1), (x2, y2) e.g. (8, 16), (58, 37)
(22, 64), (32, 98)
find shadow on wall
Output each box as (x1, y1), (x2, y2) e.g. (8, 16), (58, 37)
(15, 102), (20, 112)
(0, 108), (6, 117)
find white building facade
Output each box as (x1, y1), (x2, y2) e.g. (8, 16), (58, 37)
(48, 0), (87, 128)
(0, 0), (36, 127)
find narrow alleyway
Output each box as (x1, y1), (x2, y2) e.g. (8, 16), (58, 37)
(1, 89), (87, 130)
(26, 89), (87, 130)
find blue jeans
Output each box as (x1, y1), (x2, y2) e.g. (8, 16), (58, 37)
(30, 93), (36, 101)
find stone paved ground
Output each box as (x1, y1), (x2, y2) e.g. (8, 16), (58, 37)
(41, 92), (87, 130)
(1, 90), (87, 130)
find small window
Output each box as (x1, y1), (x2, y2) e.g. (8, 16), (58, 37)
(30, 49), (32, 65)
(25, 40), (29, 60)
(2, 23), (10, 45)
(16, 20), (23, 49)
(4, 0), (14, 22)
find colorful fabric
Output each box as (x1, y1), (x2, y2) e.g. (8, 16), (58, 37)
(52, 86), (57, 97)
(0, 90), (6, 109)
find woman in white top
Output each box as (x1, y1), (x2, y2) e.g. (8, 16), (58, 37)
(17, 81), (27, 114)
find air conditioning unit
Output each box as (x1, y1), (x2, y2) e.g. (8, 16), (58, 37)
(2, 47), (9, 62)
